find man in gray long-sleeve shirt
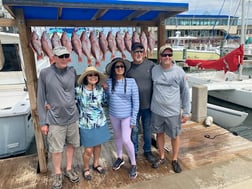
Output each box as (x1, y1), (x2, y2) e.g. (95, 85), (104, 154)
(151, 45), (190, 173)
(37, 46), (80, 189)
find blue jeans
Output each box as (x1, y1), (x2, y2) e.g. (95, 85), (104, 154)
(131, 108), (152, 154)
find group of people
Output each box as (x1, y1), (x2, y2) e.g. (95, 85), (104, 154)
(37, 42), (191, 189)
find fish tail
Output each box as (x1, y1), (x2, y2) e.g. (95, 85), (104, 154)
(95, 61), (101, 67)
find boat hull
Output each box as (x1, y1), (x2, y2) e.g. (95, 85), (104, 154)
(0, 71), (34, 158)
(207, 103), (248, 128)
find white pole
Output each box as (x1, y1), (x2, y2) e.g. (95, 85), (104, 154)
(239, 0), (245, 80)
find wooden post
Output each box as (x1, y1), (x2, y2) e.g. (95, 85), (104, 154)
(157, 14), (166, 63)
(15, 9), (47, 173)
(191, 85), (208, 123)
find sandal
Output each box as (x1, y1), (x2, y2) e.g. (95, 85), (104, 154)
(82, 169), (92, 180)
(93, 165), (105, 174)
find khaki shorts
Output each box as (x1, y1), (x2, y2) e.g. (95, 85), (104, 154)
(47, 121), (80, 153)
(151, 112), (181, 139)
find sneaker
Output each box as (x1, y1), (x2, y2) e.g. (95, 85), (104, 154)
(152, 158), (165, 169)
(112, 158), (125, 170)
(64, 169), (80, 183)
(172, 160), (182, 173)
(52, 174), (63, 189)
(129, 165), (137, 179)
(144, 152), (155, 163)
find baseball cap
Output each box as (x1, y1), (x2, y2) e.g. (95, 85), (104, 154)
(53, 46), (70, 56)
(131, 42), (144, 51)
(159, 45), (173, 54)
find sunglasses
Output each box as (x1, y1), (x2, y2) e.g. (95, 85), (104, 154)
(115, 65), (125, 69)
(161, 53), (173, 57)
(87, 73), (99, 77)
(58, 54), (70, 59)
(133, 50), (144, 54)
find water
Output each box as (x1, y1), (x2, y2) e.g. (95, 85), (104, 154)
(208, 96), (252, 141)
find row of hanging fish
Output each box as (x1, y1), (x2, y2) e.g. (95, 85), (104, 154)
(29, 30), (155, 67)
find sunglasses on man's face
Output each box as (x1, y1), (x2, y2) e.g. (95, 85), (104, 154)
(133, 50), (144, 54)
(161, 53), (173, 57)
(58, 54), (70, 59)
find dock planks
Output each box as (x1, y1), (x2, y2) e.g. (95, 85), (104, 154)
(1, 121), (252, 189)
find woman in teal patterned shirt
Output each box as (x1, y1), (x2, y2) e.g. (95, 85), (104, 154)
(76, 66), (111, 180)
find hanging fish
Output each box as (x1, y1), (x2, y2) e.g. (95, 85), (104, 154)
(51, 32), (62, 48)
(140, 31), (148, 56)
(115, 31), (126, 59)
(29, 31), (43, 60)
(89, 31), (101, 67)
(0, 41), (4, 70)
(61, 31), (72, 54)
(124, 31), (132, 53)
(132, 31), (140, 43)
(80, 31), (92, 65)
(147, 30), (155, 57)
(41, 31), (54, 64)
(98, 31), (108, 61)
(107, 31), (117, 60)
(71, 31), (83, 63)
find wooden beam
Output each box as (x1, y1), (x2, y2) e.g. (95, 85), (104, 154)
(124, 10), (148, 21)
(26, 19), (157, 27)
(0, 18), (16, 27)
(91, 9), (108, 21)
(15, 9), (47, 173)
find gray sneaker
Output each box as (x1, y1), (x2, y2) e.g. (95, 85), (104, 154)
(64, 169), (80, 183)
(129, 165), (137, 179)
(52, 174), (62, 189)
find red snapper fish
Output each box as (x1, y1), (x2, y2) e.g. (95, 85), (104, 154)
(51, 32), (62, 48)
(80, 31), (92, 65)
(147, 30), (155, 57)
(115, 31), (126, 59)
(41, 31), (54, 63)
(124, 31), (132, 53)
(29, 31), (43, 60)
(98, 31), (108, 61)
(140, 32), (148, 56)
(132, 31), (140, 43)
(107, 31), (117, 60)
(61, 31), (72, 54)
(71, 31), (83, 63)
(89, 31), (101, 67)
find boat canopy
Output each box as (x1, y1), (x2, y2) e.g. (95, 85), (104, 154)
(2, 0), (188, 27)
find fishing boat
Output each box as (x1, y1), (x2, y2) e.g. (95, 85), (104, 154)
(0, 32), (34, 158)
(167, 31), (220, 62)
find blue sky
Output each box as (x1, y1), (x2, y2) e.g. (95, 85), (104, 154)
(173, 0), (250, 18)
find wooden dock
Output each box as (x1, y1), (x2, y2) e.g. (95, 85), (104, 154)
(1, 121), (252, 189)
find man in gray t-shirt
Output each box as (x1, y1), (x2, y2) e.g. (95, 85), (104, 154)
(37, 46), (80, 189)
(127, 42), (156, 163)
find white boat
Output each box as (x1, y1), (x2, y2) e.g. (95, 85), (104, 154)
(187, 70), (252, 109)
(0, 32), (34, 158)
(207, 103), (248, 128)
(167, 31), (220, 61)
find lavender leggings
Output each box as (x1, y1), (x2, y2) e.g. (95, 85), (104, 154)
(109, 115), (136, 165)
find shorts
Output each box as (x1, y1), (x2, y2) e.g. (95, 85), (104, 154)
(151, 112), (181, 139)
(47, 121), (80, 153)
